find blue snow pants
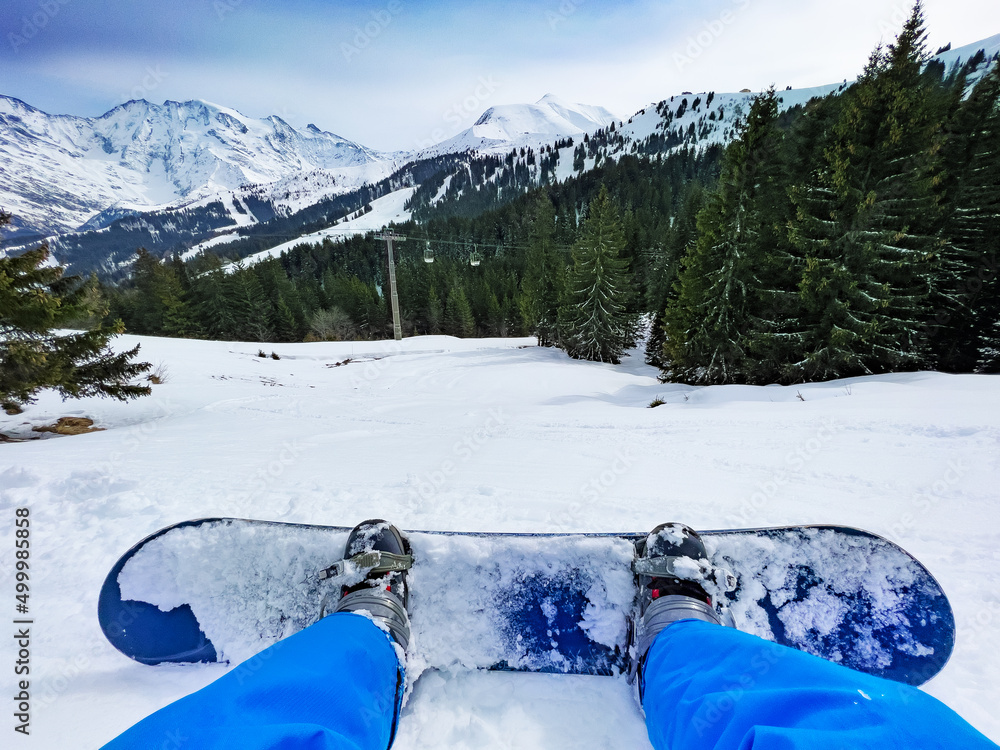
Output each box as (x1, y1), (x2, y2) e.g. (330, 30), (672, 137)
(102, 613), (404, 750)
(103, 616), (998, 750)
(641, 619), (998, 750)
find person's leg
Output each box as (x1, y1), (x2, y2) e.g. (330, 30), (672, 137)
(103, 612), (404, 750)
(103, 519), (414, 750)
(641, 619), (998, 750)
(632, 524), (998, 750)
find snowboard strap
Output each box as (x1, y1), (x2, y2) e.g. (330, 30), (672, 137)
(632, 556), (737, 592)
(318, 551), (414, 582)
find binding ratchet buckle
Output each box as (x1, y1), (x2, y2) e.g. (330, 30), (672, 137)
(631, 555), (737, 592)
(318, 550), (414, 582)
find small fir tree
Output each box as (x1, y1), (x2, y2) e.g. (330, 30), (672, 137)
(558, 187), (635, 363)
(229, 264), (275, 342)
(193, 260), (238, 340)
(520, 192), (565, 346)
(0, 211), (151, 409)
(445, 286), (476, 337)
(129, 249), (197, 337)
(426, 286), (444, 334)
(646, 183), (706, 367)
(271, 295), (299, 341)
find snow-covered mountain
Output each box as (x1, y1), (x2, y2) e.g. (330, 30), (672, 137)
(0, 91), (622, 269)
(2, 33), (996, 273)
(410, 34), (999, 220)
(480, 94), (617, 138)
(934, 32), (1000, 86)
(0, 97), (391, 236)
(422, 94), (618, 155)
(0, 93), (617, 240)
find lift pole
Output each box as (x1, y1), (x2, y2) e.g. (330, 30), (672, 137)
(376, 231), (405, 341)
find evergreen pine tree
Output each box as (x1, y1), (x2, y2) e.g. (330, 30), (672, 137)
(0, 211), (151, 409)
(501, 294), (520, 337)
(978, 317), (1000, 373)
(129, 249), (165, 334)
(129, 249), (194, 336)
(271, 295), (299, 341)
(789, 3), (943, 380)
(646, 183), (705, 367)
(193, 262), (238, 340)
(520, 192), (565, 346)
(229, 264), (275, 342)
(360, 280), (389, 339)
(663, 89), (795, 384)
(485, 291), (503, 336)
(163, 254), (199, 337)
(427, 285), (444, 334)
(783, 94), (845, 189)
(934, 63), (1000, 370)
(162, 295), (198, 338)
(320, 268), (338, 310)
(558, 186), (635, 363)
(445, 285), (476, 337)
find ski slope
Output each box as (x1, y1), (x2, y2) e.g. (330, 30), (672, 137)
(214, 185), (417, 270)
(1, 335), (998, 748)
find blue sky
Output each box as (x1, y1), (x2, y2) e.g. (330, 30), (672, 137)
(2, 0), (998, 150)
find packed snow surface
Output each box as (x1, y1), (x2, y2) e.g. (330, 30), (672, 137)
(1, 335), (998, 748)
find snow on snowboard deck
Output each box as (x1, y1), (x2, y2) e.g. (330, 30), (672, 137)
(98, 519), (954, 686)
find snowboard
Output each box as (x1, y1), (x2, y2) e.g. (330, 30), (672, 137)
(98, 518), (954, 686)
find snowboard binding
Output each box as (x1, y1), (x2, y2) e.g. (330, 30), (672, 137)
(628, 523), (736, 685)
(318, 520), (413, 650)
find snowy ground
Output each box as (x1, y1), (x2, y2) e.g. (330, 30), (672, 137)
(1, 334), (998, 748)
(183, 186), (417, 267)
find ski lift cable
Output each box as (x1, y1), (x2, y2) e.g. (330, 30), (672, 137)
(195, 226), (582, 253)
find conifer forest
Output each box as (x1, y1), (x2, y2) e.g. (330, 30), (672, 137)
(97, 6), (999, 383)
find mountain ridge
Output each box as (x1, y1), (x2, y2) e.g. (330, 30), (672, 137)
(1, 32), (997, 273)
(416, 95), (619, 157)
(0, 96), (389, 236)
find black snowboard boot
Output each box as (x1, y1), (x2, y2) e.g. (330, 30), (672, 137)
(633, 523), (727, 669)
(319, 519), (413, 650)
